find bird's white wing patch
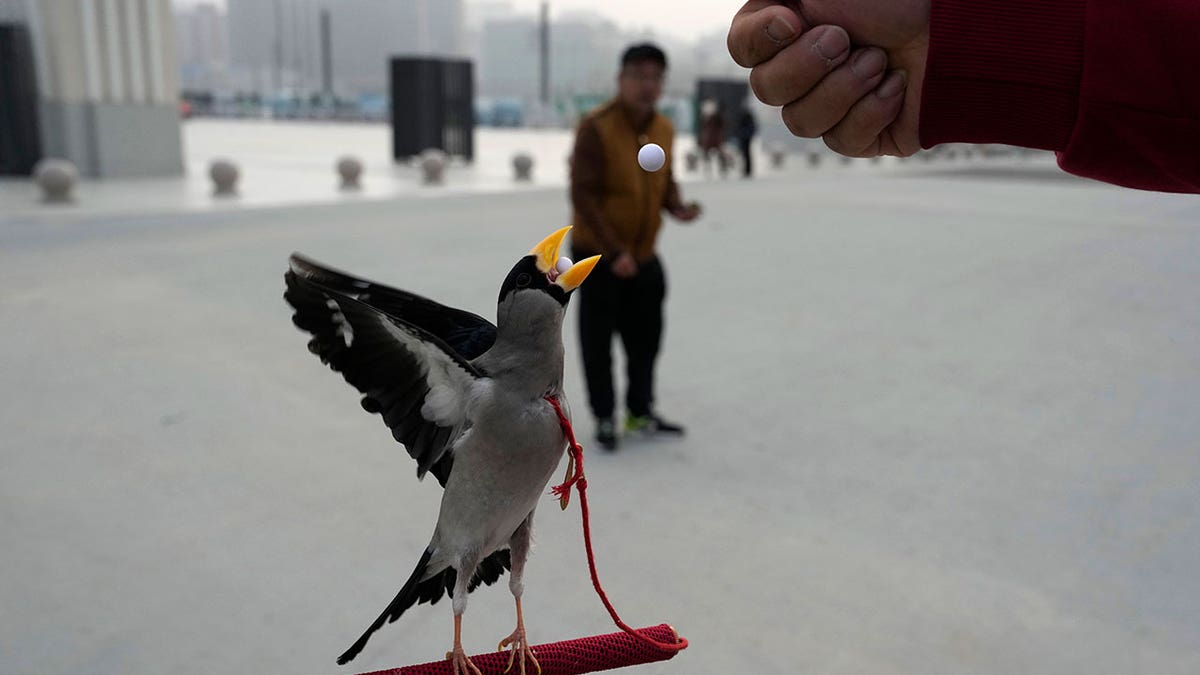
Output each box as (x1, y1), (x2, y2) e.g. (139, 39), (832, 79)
(326, 298), (355, 347)
(378, 314), (475, 429)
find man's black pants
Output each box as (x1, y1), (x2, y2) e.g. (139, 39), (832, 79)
(739, 138), (753, 177)
(573, 250), (666, 420)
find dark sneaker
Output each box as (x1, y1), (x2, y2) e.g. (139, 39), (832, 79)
(595, 418), (618, 451)
(625, 413), (685, 437)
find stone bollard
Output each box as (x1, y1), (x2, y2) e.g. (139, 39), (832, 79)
(684, 149), (699, 173)
(209, 159), (240, 196)
(768, 144), (786, 169)
(336, 156), (364, 190)
(33, 158), (78, 203)
(420, 148), (447, 185)
(512, 152), (534, 181)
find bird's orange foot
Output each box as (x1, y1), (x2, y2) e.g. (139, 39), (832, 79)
(445, 643), (482, 675)
(498, 626), (541, 675)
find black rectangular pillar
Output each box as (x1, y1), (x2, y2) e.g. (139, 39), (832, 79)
(391, 57), (474, 162)
(0, 23), (42, 176)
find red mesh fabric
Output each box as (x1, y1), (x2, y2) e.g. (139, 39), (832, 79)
(358, 624), (683, 675)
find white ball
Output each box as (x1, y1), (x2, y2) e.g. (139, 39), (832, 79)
(637, 143), (666, 172)
(556, 257), (574, 274)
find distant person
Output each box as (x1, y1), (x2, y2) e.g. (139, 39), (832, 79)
(698, 99), (728, 178)
(734, 104), (758, 178)
(568, 43), (702, 451)
(726, 0), (1200, 193)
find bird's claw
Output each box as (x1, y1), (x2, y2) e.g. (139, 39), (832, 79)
(446, 643), (483, 675)
(498, 627), (541, 675)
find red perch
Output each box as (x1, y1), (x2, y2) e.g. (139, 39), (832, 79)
(357, 624), (684, 675)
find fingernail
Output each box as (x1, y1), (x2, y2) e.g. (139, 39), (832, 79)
(811, 26), (849, 62)
(851, 48), (887, 79)
(877, 70), (907, 98)
(765, 15), (799, 45)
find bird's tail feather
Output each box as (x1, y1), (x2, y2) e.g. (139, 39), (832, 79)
(336, 548), (434, 665)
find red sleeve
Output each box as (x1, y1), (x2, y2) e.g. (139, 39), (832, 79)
(920, 0), (1200, 194)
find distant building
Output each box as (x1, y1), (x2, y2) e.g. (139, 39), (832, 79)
(226, 0), (463, 98)
(227, 0), (320, 94)
(175, 2), (228, 91)
(478, 11), (623, 103)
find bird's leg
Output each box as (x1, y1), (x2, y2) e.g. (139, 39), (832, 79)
(446, 613), (482, 675)
(498, 516), (540, 675)
(498, 598), (539, 675)
(446, 557), (482, 675)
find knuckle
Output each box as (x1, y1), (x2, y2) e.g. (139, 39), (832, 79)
(727, 22), (766, 67)
(824, 133), (872, 158)
(727, 33), (754, 67)
(748, 69), (783, 106)
(781, 106), (820, 139)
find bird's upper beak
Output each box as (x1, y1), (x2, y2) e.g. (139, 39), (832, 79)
(530, 226), (572, 274)
(529, 226), (601, 292)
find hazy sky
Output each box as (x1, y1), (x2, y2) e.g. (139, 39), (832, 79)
(171, 0), (738, 41)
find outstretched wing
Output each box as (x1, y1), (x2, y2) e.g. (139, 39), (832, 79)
(288, 253), (497, 360)
(285, 265), (485, 485)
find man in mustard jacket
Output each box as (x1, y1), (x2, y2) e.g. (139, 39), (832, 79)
(569, 43), (702, 451)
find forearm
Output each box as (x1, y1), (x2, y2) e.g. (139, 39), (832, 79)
(920, 0), (1200, 193)
(662, 171), (684, 213)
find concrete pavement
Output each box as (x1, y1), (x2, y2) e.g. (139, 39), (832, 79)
(2, 163), (1198, 674)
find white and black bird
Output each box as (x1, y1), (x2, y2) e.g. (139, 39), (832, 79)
(284, 227), (600, 674)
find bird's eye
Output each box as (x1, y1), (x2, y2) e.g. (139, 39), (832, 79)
(515, 273), (531, 287)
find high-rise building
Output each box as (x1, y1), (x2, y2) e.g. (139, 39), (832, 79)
(227, 0), (321, 94)
(327, 0), (464, 96)
(175, 2), (228, 90)
(226, 0), (463, 97)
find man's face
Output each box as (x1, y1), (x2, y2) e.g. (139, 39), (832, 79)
(618, 61), (665, 116)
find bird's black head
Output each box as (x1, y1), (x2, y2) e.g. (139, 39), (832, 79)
(497, 227), (601, 306)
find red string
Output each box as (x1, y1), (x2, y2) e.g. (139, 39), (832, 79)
(545, 395), (689, 655)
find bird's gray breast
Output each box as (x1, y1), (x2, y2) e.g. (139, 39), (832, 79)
(432, 388), (566, 555)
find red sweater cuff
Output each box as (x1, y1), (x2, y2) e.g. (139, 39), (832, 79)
(920, 0), (1087, 151)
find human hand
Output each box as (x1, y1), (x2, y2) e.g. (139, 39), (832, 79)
(611, 252), (638, 279)
(670, 201), (702, 222)
(727, 0), (930, 157)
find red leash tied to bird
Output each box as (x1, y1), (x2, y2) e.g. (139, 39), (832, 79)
(544, 394), (689, 657)
(359, 396), (687, 675)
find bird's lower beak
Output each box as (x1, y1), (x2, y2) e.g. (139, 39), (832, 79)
(530, 226), (572, 274)
(555, 255), (601, 292)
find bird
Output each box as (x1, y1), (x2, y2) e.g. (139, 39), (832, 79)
(283, 227), (600, 674)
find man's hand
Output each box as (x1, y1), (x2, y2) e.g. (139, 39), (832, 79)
(611, 252), (638, 279)
(727, 0), (930, 157)
(670, 201), (702, 222)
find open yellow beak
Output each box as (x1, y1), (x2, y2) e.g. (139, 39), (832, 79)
(555, 255), (601, 292)
(530, 226), (572, 274)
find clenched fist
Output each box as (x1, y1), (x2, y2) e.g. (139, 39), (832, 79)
(728, 0), (930, 157)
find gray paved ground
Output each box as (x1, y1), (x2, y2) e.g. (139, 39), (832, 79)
(2, 161), (1198, 675)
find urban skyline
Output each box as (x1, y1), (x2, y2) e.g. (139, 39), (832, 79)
(176, 0), (744, 104)
(173, 0), (737, 42)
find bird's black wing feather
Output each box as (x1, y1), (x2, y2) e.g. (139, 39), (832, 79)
(288, 253), (497, 360)
(285, 268), (482, 485)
